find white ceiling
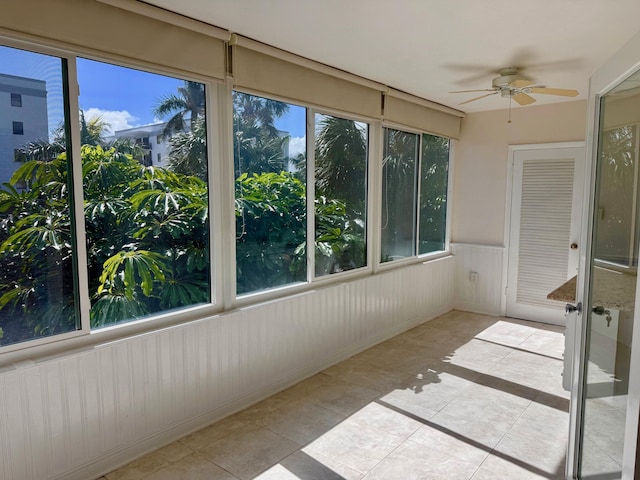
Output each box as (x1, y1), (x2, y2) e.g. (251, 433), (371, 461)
(146, 0), (640, 113)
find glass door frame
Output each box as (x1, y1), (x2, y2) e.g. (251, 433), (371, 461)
(567, 28), (640, 479)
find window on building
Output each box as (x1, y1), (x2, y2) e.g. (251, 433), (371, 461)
(12, 121), (24, 135)
(381, 128), (419, 262)
(10, 93), (22, 107)
(157, 153), (161, 162)
(380, 128), (450, 263)
(233, 91), (307, 295)
(0, 45), (79, 348)
(314, 113), (368, 276)
(77, 58), (211, 329)
(419, 133), (449, 254)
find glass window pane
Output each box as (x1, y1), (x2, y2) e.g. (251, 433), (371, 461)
(314, 114), (368, 276)
(77, 59), (211, 328)
(0, 45), (79, 346)
(419, 133), (449, 254)
(381, 127), (419, 262)
(233, 91), (307, 295)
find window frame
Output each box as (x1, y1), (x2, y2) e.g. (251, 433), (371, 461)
(11, 120), (24, 135)
(230, 87), (377, 306)
(0, 35), (223, 358)
(377, 121), (453, 271)
(10, 92), (22, 107)
(0, 33), (452, 363)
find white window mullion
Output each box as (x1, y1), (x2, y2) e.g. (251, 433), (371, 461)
(370, 121), (383, 273)
(207, 82), (226, 309)
(66, 56), (92, 333)
(220, 79), (237, 309)
(415, 134), (423, 256)
(306, 109), (316, 283)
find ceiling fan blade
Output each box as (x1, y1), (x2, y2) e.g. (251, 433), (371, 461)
(513, 93), (536, 106)
(458, 92), (499, 105)
(510, 79), (535, 88)
(530, 87), (579, 97)
(449, 89), (495, 93)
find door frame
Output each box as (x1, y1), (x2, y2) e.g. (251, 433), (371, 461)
(501, 141), (585, 320)
(567, 28), (640, 480)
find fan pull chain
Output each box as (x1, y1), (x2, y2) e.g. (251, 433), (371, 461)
(508, 94), (512, 123)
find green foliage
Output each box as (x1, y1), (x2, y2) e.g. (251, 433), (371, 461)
(0, 143), (211, 341)
(419, 134), (449, 252)
(235, 171), (307, 294)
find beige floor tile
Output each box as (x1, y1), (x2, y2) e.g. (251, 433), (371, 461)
(180, 414), (250, 452)
(363, 439), (479, 480)
(487, 349), (563, 390)
(103, 312), (573, 480)
(255, 450), (361, 480)
(304, 418), (405, 473)
(430, 383), (531, 448)
(409, 423), (489, 467)
(237, 373), (333, 423)
(475, 320), (540, 347)
(518, 332), (565, 359)
(322, 357), (414, 391)
(198, 424), (300, 480)
(348, 402), (422, 439)
(509, 401), (569, 441)
(105, 442), (193, 480)
(260, 399), (345, 445)
(444, 337), (513, 372)
(492, 432), (566, 479)
(309, 379), (381, 416)
(144, 454), (238, 480)
(380, 367), (480, 421)
(471, 453), (561, 480)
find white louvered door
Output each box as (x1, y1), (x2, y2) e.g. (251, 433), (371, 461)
(506, 144), (584, 325)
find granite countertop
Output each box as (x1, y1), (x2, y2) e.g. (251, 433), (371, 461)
(546, 267), (636, 312)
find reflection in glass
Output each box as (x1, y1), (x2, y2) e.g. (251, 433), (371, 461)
(579, 71), (640, 478)
(381, 128), (419, 262)
(0, 45), (79, 346)
(77, 58), (211, 328)
(233, 92), (307, 295)
(419, 133), (449, 255)
(314, 113), (368, 276)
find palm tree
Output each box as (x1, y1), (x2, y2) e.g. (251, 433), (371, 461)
(315, 115), (367, 214)
(167, 116), (208, 181)
(154, 81), (205, 136)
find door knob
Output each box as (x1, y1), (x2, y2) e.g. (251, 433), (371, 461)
(570, 243), (578, 250)
(565, 302), (582, 314)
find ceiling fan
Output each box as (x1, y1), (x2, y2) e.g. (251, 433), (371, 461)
(450, 67), (579, 106)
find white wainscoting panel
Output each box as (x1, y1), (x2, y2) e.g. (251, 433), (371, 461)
(0, 256), (453, 480)
(451, 243), (505, 316)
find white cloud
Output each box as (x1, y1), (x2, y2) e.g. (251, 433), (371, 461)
(83, 108), (139, 135)
(288, 136), (306, 158)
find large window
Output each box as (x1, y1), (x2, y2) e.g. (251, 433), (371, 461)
(381, 128), (450, 263)
(0, 46), (79, 347)
(419, 133), (449, 254)
(233, 92), (307, 295)
(381, 128), (419, 261)
(76, 59), (211, 328)
(0, 38), (452, 352)
(314, 113), (368, 276)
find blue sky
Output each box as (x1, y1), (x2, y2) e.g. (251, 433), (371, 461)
(2, 46), (307, 150)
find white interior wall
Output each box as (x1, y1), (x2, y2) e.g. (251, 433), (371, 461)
(451, 101), (588, 314)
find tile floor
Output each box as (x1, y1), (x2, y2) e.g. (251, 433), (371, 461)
(100, 310), (570, 480)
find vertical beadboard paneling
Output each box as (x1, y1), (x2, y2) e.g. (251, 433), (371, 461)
(451, 243), (504, 316)
(0, 257), (454, 480)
